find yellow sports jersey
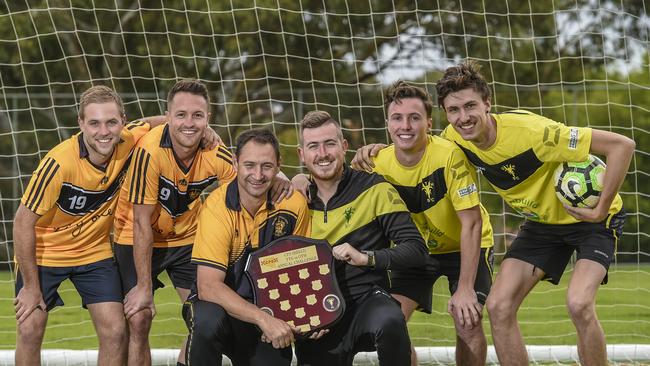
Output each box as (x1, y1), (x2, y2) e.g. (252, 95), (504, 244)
(20, 121), (150, 267)
(191, 181), (311, 297)
(113, 124), (236, 248)
(441, 110), (623, 224)
(373, 135), (493, 254)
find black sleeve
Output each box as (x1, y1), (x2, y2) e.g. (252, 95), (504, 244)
(373, 211), (428, 271)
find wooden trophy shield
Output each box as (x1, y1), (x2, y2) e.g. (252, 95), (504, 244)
(244, 235), (345, 335)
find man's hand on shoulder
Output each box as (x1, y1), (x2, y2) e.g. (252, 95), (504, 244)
(124, 284), (156, 319)
(14, 286), (46, 324)
(201, 128), (224, 150)
(350, 143), (387, 172)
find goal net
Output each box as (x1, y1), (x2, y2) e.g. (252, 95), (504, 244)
(0, 1), (648, 364)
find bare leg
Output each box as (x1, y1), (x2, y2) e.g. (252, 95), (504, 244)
(566, 259), (608, 366)
(15, 307), (47, 366)
(126, 308), (153, 366)
(453, 304), (487, 366)
(485, 258), (543, 366)
(176, 287), (191, 365)
(391, 294), (419, 366)
(87, 302), (128, 366)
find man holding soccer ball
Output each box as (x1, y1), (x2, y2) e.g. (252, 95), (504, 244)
(436, 61), (634, 366)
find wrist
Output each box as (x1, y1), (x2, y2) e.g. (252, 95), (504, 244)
(362, 250), (375, 268)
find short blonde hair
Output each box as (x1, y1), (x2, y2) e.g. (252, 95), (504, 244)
(78, 85), (125, 120)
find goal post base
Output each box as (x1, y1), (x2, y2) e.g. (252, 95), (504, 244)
(1, 345), (648, 365)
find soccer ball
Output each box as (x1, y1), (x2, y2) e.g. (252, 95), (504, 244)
(554, 155), (606, 208)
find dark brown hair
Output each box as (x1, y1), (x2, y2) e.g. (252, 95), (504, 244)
(235, 128), (280, 162)
(435, 60), (491, 108)
(167, 79), (210, 109)
(299, 110), (343, 145)
(384, 80), (433, 117)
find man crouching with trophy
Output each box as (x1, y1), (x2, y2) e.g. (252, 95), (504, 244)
(182, 128), (311, 365)
(294, 111), (428, 366)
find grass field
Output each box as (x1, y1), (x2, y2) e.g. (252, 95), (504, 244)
(1, 263), (649, 350)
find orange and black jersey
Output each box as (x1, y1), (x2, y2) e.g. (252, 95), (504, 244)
(308, 167), (427, 304)
(191, 180), (311, 299)
(113, 124), (236, 248)
(20, 121), (150, 267)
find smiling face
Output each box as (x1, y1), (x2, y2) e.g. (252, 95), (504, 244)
(386, 97), (431, 155)
(165, 91), (210, 152)
(78, 102), (125, 166)
(298, 122), (348, 183)
(442, 87), (493, 146)
(234, 141), (280, 200)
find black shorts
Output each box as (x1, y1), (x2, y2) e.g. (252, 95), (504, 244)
(390, 247), (494, 314)
(113, 242), (196, 294)
(504, 209), (626, 285)
(295, 286), (411, 366)
(15, 258), (123, 311)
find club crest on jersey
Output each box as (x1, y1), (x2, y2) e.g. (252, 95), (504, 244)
(422, 180), (434, 202)
(343, 207), (355, 225)
(273, 216), (289, 237)
(188, 189), (202, 200)
(179, 178), (188, 186)
(501, 164), (519, 181)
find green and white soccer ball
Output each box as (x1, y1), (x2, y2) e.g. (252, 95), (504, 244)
(554, 155), (606, 208)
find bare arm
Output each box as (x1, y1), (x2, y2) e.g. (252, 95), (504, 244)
(565, 129), (635, 222)
(449, 206), (482, 328)
(197, 265), (296, 349)
(137, 115), (167, 128)
(13, 204), (46, 323)
(124, 203), (156, 318)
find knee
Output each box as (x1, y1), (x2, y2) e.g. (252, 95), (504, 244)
(128, 310), (153, 339)
(455, 321), (486, 343)
(485, 294), (515, 325)
(99, 319), (127, 347)
(369, 303), (408, 339)
(186, 300), (229, 343)
(17, 318), (47, 346)
(566, 295), (595, 323)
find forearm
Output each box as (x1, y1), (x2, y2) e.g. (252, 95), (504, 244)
(138, 115), (167, 128)
(133, 219), (154, 288)
(457, 221), (481, 290)
(590, 130), (635, 213)
(14, 222), (39, 288)
(198, 274), (268, 326)
(376, 212), (428, 270)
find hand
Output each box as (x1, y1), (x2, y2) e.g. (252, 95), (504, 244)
(14, 286), (46, 324)
(350, 143), (387, 172)
(447, 285), (482, 329)
(258, 315), (297, 349)
(291, 173), (311, 202)
(563, 203), (608, 223)
(307, 328), (329, 340)
(124, 284), (156, 319)
(270, 174), (294, 205)
(332, 243), (368, 266)
(201, 128), (224, 150)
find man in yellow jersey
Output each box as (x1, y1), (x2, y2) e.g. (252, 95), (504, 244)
(182, 128), (311, 366)
(112, 80), (237, 366)
(13, 86), (162, 366)
(350, 81), (494, 366)
(436, 61), (634, 366)
(294, 111), (428, 366)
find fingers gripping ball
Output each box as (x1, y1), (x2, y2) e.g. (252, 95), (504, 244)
(554, 154), (606, 208)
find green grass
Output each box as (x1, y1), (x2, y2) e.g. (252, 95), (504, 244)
(1, 264), (649, 350)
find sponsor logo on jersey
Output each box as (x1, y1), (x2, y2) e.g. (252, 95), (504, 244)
(457, 183), (477, 197)
(569, 128), (579, 149)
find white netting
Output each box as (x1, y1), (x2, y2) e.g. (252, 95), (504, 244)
(0, 1), (648, 364)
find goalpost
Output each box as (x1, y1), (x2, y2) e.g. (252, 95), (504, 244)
(0, 1), (648, 365)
